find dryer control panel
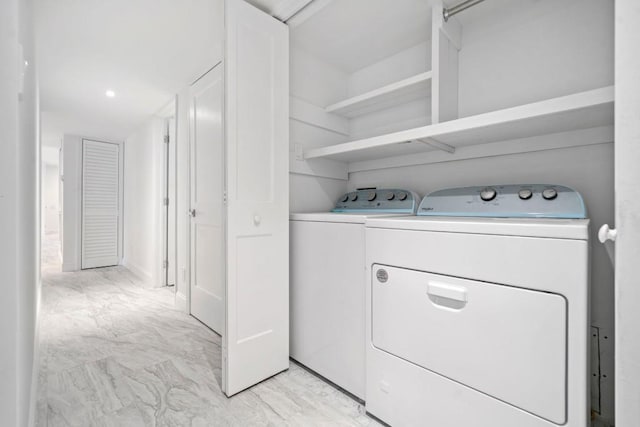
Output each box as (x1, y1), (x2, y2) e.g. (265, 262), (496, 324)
(418, 184), (586, 218)
(333, 188), (419, 213)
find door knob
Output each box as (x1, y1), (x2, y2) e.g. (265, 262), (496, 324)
(253, 215), (261, 225)
(598, 224), (617, 243)
(189, 209), (196, 218)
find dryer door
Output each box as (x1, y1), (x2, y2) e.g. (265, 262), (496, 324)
(371, 264), (567, 424)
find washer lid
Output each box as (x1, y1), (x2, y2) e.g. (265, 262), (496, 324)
(365, 216), (590, 240)
(290, 212), (411, 224)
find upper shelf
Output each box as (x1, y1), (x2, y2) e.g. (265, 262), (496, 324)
(305, 86), (614, 163)
(325, 71), (432, 118)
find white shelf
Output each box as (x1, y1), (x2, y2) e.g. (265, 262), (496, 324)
(324, 71), (432, 118)
(305, 86), (614, 163)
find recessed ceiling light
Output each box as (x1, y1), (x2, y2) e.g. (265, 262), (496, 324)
(105, 89), (115, 98)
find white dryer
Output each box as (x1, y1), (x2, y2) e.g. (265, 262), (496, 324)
(365, 184), (590, 427)
(290, 188), (419, 400)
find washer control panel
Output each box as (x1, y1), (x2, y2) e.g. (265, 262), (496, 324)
(418, 184), (586, 218)
(333, 188), (419, 213)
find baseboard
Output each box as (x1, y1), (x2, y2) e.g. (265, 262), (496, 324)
(175, 292), (188, 313)
(121, 259), (153, 286)
(61, 262), (78, 272)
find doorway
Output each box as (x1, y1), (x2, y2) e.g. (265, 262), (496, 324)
(81, 139), (122, 269)
(188, 65), (225, 334)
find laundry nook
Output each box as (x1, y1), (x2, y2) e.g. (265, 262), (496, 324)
(2, 0), (639, 426)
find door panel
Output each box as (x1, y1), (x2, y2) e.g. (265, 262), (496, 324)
(615, 2), (640, 424)
(372, 265), (567, 424)
(81, 140), (120, 269)
(223, 0), (289, 396)
(190, 64), (225, 334)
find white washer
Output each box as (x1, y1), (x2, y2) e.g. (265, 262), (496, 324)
(290, 188), (419, 399)
(365, 184), (590, 427)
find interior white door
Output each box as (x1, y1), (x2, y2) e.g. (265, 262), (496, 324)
(81, 140), (120, 269)
(223, 0), (289, 396)
(189, 64), (225, 334)
(614, 1), (640, 424)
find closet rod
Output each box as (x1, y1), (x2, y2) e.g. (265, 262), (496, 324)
(443, 0), (486, 21)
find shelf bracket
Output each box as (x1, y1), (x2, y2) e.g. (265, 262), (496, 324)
(416, 138), (456, 154)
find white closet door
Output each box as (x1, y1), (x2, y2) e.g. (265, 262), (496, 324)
(81, 140), (120, 269)
(223, 0), (289, 396)
(189, 64), (225, 334)
(615, 1), (640, 424)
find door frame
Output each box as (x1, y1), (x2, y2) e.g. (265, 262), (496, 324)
(156, 98), (178, 287)
(164, 116), (177, 287)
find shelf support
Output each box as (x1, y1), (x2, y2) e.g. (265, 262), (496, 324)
(416, 138), (456, 154)
(431, 1), (460, 125)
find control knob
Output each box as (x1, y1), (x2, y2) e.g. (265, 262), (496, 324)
(480, 187), (497, 201)
(349, 193), (358, 202)
(385, 192), (395, 201)
(340, 194), (349, 203)
(397, 192), (408, 201)
(367, 191), (377, 201)
(542, 188), (558, 200)
(518, 189), (533, 200)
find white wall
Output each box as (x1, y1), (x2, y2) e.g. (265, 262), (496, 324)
(349, 41), (432, 140)
(457, 0), (614, 117)
(61, 135), (81, 271)
(0, 0), (39, 425)
(289, 46), (348, 212)
(43, 164), (59, 235)
(123, 117), (165, 286)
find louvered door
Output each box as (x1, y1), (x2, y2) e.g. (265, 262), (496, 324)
(81, 140), (120, 269)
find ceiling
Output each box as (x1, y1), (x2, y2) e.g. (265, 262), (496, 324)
(37, 0), (221, 147)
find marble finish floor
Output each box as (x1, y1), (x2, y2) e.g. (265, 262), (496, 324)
(36, 236), (379, 426)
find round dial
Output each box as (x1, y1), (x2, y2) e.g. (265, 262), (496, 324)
(397, 191), (408, 201)
(480, 187), (497, 201)
(349, 193), (358, 202)
(367, 191), (377, 201)
(518, 189), (533, 200)
(385, 192), (395, 201)
(542, 188), (558, 200)
(340, 194), (349, 203)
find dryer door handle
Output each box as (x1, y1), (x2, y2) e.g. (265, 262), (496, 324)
(427, 282), (467, 303)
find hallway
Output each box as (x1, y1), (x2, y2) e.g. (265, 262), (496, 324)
(35, 236), (377, 426)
